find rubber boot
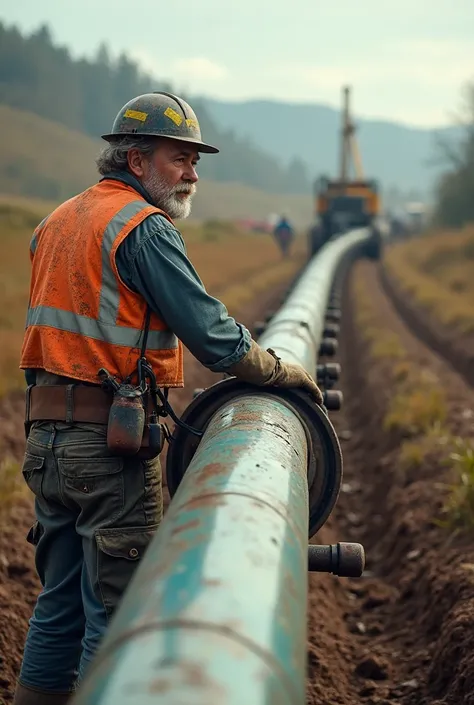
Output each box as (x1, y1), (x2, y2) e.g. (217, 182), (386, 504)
(12, 682), (73, 705)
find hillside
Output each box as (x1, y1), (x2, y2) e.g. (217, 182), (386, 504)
(1, 20), (463, 206)
(201, 97), (461, 200)
(0, 21), (309, 196)
(0, 105), (98, 201)
(0, 105), (312, 226)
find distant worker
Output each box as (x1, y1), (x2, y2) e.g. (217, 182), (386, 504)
(14, 91), (324, 705)
(273, 213), (295, 257)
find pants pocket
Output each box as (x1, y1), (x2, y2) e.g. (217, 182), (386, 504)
(95, 523), (159, 619)
(22, 452), (46, 500)
(59, 457), (125, 526)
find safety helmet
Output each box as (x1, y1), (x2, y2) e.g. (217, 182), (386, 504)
(101, 91), (219, 154)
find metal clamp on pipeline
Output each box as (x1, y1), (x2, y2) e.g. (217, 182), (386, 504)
(165, 378), (365, 578)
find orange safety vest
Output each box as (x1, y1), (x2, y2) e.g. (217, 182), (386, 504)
(20, 179), (184, 387)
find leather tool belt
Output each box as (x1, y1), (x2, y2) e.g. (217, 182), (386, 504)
(24, 384), (159, 456)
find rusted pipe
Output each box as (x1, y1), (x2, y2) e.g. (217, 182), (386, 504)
(71, 395), (309, 705)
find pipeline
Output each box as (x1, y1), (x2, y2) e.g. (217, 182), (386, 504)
(70, 227), (371, 705)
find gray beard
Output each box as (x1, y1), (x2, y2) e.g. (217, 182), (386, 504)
(142, 171), (196, 220)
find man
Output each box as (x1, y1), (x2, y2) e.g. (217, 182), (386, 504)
(14, 91), (323, 705)
(273, 213), (295, 258)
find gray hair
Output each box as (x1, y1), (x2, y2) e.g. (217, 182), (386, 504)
(96, 136), (159, 175)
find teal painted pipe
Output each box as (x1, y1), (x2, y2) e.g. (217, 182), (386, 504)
(71, 394), (309, 705)
(259, 227), (370, 369)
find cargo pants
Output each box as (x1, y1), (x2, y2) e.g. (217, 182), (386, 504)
(18, 419), (162, 695)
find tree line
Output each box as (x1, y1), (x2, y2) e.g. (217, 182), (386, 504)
(433, 81), (474, 228)
(0, 21), (310, 195)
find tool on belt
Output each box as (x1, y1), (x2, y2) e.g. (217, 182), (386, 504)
(25, 307), (202, 456)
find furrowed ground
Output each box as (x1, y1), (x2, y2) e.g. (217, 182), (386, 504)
(382, 226), (474, 385)
(304, 251), (474, 705)
(0, 199), (305, 703)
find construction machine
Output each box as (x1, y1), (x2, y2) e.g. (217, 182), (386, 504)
(309, 86), (382, 259)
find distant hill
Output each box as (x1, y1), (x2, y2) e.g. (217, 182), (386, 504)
(201, 97), (461, 201)
(0, 20), (310, 196)
(0, 19), (461, 209)
(0, 104), (312, 226)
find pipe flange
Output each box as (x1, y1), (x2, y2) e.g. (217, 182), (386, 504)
(165, 378), (343, 538)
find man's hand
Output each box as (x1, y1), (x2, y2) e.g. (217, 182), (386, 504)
(225, 340), (324, 405)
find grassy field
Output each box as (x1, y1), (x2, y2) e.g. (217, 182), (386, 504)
(0, 104), (312, 227)
(353, 261), (474, 531)
(384, 225), (474, 334)
(0, 199), (306, 398)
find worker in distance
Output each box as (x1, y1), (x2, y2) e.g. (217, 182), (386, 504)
(14, 91), (323, 704)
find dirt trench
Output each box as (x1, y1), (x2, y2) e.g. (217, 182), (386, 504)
(2, 260), (474, 704)
(304, 259), (474, 705)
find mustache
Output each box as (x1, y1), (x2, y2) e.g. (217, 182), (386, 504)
(173, 183), (196, 196)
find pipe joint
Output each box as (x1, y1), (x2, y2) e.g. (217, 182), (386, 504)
(166, 378), (343, 538)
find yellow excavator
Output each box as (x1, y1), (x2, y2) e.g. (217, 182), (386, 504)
(309, 86), (382, 259)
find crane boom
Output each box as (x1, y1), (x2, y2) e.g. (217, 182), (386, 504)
(308, 85), (381, 260)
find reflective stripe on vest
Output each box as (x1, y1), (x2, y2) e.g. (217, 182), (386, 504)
(25, 306), (177, 350)
(28, 200), (178, 351)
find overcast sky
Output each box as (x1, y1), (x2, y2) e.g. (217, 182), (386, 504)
(2, 1), (473, 127)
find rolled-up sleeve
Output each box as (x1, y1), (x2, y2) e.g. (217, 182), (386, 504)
(116, 215), (251, 372)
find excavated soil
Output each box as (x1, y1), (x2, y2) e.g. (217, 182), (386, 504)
(2, 259), (474, 704)
(305, 260), (474, 705)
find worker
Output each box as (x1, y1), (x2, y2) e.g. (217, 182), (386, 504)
(273, 213), (295, 257)
(13, 91), (323, 705)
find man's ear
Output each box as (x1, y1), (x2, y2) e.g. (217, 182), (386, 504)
(127, 148), (147, 178)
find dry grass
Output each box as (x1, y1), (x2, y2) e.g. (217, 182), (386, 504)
(384, 224), (474, 333)
(0, 203), (39, 395)
(0, 458), (25, 520)
(352, 262), (474, 530)
(384, 375), (446, 437)
(354, 266), (447, 439)
(436, 437), (474, 531)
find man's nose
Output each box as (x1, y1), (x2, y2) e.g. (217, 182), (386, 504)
(183, 164), (199, 183)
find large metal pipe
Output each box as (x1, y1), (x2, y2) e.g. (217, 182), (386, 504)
(259, 227), (370, 369)
(71, 228), (370, 705)
(72, 394), (309, 705)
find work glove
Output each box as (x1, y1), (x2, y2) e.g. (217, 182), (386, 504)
(225, 339), (324, 405)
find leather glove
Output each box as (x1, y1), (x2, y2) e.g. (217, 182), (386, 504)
(225, 340), (324, 405)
